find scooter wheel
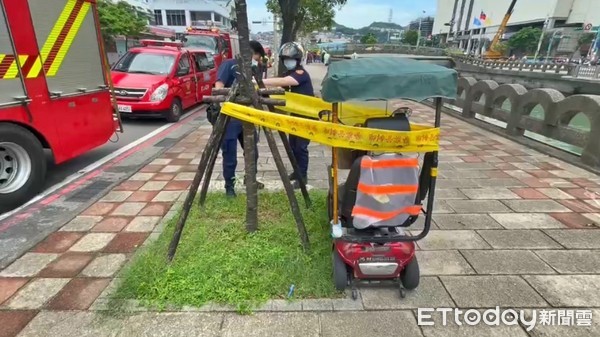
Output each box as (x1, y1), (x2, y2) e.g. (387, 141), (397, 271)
(351, 288), (359, 301)
(333, 249), (349, 291)
(400, 256), (420, 290)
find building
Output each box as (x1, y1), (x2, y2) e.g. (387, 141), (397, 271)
(433, 0), (600, 54)
(151, 0), (234, 34)
(409, 16), (435, 39)
(121, 0), (153, 15)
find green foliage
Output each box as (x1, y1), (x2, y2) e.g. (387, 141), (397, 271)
(97, 0), (148, 41)
(444, 47), (464, 56)
(360, 32), (378, 44)
(403, 30), (419, 46)
(492, 41), (509, 55)
(112, 191), (339, 313)
(266, 0), (347, 37)
(507, 27), (542, 53)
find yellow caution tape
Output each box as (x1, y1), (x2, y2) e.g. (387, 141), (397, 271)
(220, 102), (440, 153)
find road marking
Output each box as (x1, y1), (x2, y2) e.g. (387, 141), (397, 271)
(0, 106), (204, 223)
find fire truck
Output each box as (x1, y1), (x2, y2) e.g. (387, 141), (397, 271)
(0, 0), (120, 212)
(182, 20), (239, 68)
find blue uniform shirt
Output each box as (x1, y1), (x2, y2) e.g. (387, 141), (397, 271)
(217, 59), (238, 88)
(287, 67), (314, 97)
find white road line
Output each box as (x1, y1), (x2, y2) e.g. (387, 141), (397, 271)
(0, 107), (204, 221)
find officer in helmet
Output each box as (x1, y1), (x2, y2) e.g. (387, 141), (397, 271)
(214, 40), (266, 197)
(260, 42), (315, 188)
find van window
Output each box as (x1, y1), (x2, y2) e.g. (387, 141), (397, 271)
(113, 52), (175, 75)
(193, 52), (215, 72)
(176, 54), (191, 75)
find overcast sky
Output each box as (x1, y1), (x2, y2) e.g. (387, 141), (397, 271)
(247, 0), (437, 32)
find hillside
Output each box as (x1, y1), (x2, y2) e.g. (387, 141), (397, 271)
(332, 21), (405, 43)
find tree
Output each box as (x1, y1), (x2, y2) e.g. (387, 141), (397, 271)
(492, 41), (509, 56)
(360, 33), (378, 44)
(266, 0), (347, 44)
(507, 27), (542, 54)
(403, 30), (419, 46)
(97, 0), (148, 43)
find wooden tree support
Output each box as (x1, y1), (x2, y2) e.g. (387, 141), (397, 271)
(212, 87), (285, 96)
(203, 95), (286, 106)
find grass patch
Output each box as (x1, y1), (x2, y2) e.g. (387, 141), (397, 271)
(113, 190), (338, 312)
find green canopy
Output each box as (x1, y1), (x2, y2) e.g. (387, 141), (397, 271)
(321, 57), (458, 103)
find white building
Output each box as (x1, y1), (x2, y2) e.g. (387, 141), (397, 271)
(434, 0), (600, 53)
(151, 0), (234, 33)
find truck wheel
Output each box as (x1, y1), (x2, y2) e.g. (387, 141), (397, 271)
(0, 124), (46, 213)
(165, 99), (182, 123)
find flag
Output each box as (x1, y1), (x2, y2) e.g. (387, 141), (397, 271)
(480, 11), (487, 21)
(473, 17), (482, 27)
(484, 16), (492, 26)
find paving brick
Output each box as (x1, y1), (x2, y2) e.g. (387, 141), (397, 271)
(91, 217), (131, 232)
(416, 251), (474, 275)
(418, 308), (530, 337)
(5, 278), (70, 309)
(551, 213), (596, 229)
(445, 200), (512, 213)
(139, 181), (168, 191)
(477, 230), (563, 249)
(160, 165), (183, 173)
(536, 188), (575, 199)
(416, 230), (490, 250)
(559, 199), (599, 213)
(150, 158), (172, 165)
(423, 200), (455, 214)
(433, 214), (503, 230)
(81, 254), (127, 277)
(16, 310), (122, 337)
(543, 229), (600, 249)
(100, 191), (133, 202)
(526, 309), (600, 337)
(128, 173), (156, 181)
(0, 278), (28, 305)
(268, 299), (302, 311)
(440, 170), (488, 179)
(490, 213), (565, 229)
(81, 203), (116, 216)
(510, 188), (549, 199)
(524, 275), (600, 307)
(69, 233), (116, 252)
(139, 165), (164, 173)
(110, 202), (146, 216)
(221, 312), (318, 337)
(174, 172), (195, 181)
(124, 216), (161, 232)
(164, 180), (192, 191)
(113, 180), (145, 191)
(32, 232), (83, 253)
(475, 178), (526, 188)
(153, 173), (176, 181)
(60, 216), (103, 231)
(361, 277), (454, 309)
(331, 296), (364, 311)
(152, 191), (182, 202)
(502, 200), (571, 213)
(459, 188), (521, 200)
(440, 275), (547, 307)
(46, 278), (110, 310)
(0, 311), (38, 337)
(321, 311), (423, 337)
(535, 250), (600, 274)
(139, 202), (171, 216)
(436, 179), (480, 189)
(583, 213), (600, 226)
(126, 191), (159, 202)
(37, 252), (94, 278)
(103, 233), (149, 253)
(461, 250), (555, 274)
(539, 178), (578, 188)
(300, 299), (333, 311)
(0, 253), (58, 277)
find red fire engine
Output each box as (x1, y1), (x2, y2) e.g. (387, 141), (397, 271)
(182, 20), (239, 68)
(0, 0), (120, 212)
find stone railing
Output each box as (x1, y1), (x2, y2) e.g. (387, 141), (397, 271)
(325, 44), (446, 57)
(456, 57), (575, 75)
(573, 65), (600, 80)
(447, 77), (600, 168)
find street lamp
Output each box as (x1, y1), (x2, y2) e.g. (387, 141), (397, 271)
(416, 10), (426, 48)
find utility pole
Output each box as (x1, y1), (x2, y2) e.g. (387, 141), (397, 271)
(534, 15), (550, 61)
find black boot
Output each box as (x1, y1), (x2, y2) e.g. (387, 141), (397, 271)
(225, 179), (236, 198)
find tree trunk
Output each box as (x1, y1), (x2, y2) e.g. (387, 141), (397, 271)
(234, 0), (259, 232)
(277, 0), (301, 76)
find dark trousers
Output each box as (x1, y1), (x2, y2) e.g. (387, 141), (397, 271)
(289, 134), (310, 179)
(222, 127), (258, 184)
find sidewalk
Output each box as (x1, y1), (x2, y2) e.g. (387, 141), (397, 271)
(1, 64), (600, 337)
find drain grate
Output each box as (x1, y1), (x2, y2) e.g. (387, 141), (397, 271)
(154, 138), (177, 148)
(65, 180), (112, 202)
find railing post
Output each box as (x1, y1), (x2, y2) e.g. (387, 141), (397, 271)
(594, 66), (600, 79)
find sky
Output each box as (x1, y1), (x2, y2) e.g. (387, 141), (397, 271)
(248, 0), (437, 33)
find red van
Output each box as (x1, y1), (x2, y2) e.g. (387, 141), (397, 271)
(111, 40), (217, 122)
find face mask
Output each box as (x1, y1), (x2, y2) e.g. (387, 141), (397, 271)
(251, 59), (258, 67)
(284, 59), (297, 70)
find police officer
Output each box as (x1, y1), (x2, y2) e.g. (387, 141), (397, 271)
(260, 42), (314, 189)
(214, 40), (266, 197)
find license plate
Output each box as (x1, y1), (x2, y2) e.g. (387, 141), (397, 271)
(117, 105), (132, 113)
